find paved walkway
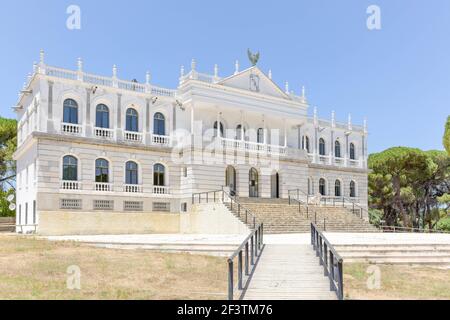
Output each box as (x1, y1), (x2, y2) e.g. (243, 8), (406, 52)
(243, 244), (337, 300)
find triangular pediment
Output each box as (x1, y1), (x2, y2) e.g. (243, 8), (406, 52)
(218, 67), (290, 99)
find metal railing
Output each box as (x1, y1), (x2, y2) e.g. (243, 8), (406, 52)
(288, 188), (365, 221)
(192, 188), (259, 230)
(379, 225), (450, 234)
(311, 223), (344, 300)
(227, 223), (264, 300)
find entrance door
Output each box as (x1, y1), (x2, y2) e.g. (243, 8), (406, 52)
(249, 168), (259, 198)
(271, 173), (280, 198)
(225, 166), (236, 194)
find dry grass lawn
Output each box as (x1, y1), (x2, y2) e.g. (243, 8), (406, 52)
(0, 235), (227, 300)
(344, 263), (450, 300)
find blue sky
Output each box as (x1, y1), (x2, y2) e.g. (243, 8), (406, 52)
(1, 0), (449, 153)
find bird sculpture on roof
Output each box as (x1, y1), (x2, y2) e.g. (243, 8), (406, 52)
(247, 49), (260, 66)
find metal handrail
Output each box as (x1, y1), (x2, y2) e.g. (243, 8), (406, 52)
(222, 189), (259, 230)
(227, 223), (264, 300)
(311, 223), (344, 300)
(380, 225), (450, 234)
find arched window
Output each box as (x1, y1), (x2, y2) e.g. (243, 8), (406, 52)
(335, 180), (341, 197)
(126, 108), (139, 132)
(350, 181), (356, 198)
(125, 161), (138, 185)
(95, 159), (109, 183)
(213, 121), (224, 138)
(62, 156), (78, 181)
(154, 112), (166, 136)
(154, 163), (165, 186)
(319, 178), (326, 196)
(350, 143), (356, 160)
(96, 104), (109, 128)
(63, 99), (78, 124)
(335, 140), (341, 158)
(302, 136), (310, 153)
(319, 138), (326, 156)
(236, 125), (244, 140)
(257, 128), (264, 144)
(225, 166), (237, 193)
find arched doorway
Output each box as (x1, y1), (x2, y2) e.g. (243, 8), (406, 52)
(225, 166), (237, 194)
(271, 172), (280, 198)
(249, 168), (259, 198)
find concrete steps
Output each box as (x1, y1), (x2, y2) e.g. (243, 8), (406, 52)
(334, 243), (450, 266)
(225, 199), (377, 234)
(0, 218), (15, 233)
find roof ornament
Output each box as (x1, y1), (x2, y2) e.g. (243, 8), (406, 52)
(234, 60), (240, 75)
(268, 69), (272, 79)
(247, 49), (260, 66)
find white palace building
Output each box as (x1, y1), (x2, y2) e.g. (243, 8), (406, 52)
(13, 51), (369, 235)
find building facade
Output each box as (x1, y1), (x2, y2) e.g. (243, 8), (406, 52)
(13, 51), (369, 234)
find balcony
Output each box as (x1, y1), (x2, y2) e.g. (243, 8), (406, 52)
(220, 137), (287, 156)
(61, 123), (82, 135)
(124, 131), (143, 143)
(152, 134), (171, 146)
(95, 182), (113, 192)
(124, 184), (143, 193)
(318, 155), (330, 165)
(334, 157), (344, 166)
(153, 186), (170, 196)
(94, 127), (114, 139)
(60, 180), (81, 190)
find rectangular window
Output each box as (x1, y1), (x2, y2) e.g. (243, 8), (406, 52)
(181, 203), (187, 212)
(182, 167), (188, 178)
(93, 200), (114, 211)
(153, 202), (170, 212)
(124, 201), (143, 212)
(60, 199), (82, 210)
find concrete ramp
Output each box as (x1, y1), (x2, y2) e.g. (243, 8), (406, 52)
(243, 245), (337, 300)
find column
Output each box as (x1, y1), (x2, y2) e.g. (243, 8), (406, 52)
(85, 88), (92, 136)
(116, 93), (123, 140)
(190, 103), (195, 135)
(345, 134), (349, 167)
(47, 81), (54, 133)
(297, 125), (302, 149)
(330, 130), (334, 165)
(145, 98), (151, 144)
(283, 119), (287, 148)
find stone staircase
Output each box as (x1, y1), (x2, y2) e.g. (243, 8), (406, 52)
(225, 198), (377, 234)
(0, 218), (15, 233)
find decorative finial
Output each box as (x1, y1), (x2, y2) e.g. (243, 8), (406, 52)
(331, 111), (336, 128)
(33, 62), (38, 73)
(214, 64), (219, 78)
(247, 49), (260, 66)
(314, 107), (318, 118)
(146, 71), (151, 85)
(364, 117), (368, 133)
(285, 82), (289, 94)
(112, 65), (117, 78)
(191, 59), (196, 71)
(302, 86), (306, 98)
(234, 60), (240, 75)
(348, 114), (352, 130)
(77, 58), (83, 72)
(39, 49), (45, 65)
(180, 65), (185, 77)
(268, 69), (272, 79)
